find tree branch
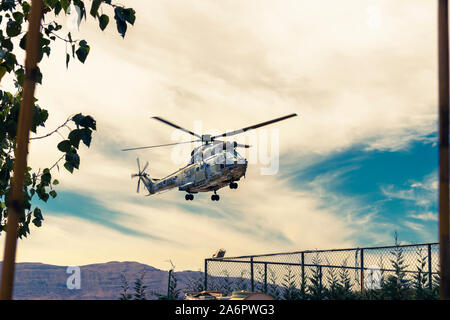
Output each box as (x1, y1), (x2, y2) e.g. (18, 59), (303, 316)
(30, 115), (73, 140)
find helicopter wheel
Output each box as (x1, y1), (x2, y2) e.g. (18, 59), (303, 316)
(185, 194), (194, 201)
(211, 194), (220, 201)
(230, 182), (238, 189)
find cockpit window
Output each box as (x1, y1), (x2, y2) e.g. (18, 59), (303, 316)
(224, 151), (235, 164)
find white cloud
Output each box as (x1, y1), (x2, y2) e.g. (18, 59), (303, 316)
(381, 172), (437, 208)
(409, 211), (438, 222)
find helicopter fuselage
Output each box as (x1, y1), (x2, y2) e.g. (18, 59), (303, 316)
(142, 143), (247, 196)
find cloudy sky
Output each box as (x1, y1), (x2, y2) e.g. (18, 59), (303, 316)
(0, 0), (440, 271)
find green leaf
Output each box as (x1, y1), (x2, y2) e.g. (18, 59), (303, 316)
(99, 14), (109, 31)
(90, 0), (102, 17)
(33, 208), (43, 220)
(75, 41), (90, 63)
(66, 53), (70, 68)
(75, 47), (88, 63)
(52, 179), (59, 185)
(48, 0), (58, 8)
(1, 38), (14, 51)
(15, 68), (24, 87)
(42, 46), (51, 58)
(3, 52), (17, 72)
(60, 0), (70, 12)
(122, 8), (136, 25)
(79, 39), (88, 48)
(65, 151), (80, 169)
(57, 140), (71, 152)
(35, 67), (43, 84)
(114, 8), (127, 38)
(32, 218), (42, 227)
(80, 128), (92, 147)
(68, 129), (82, 148)
(0, 66), (6, 82)
(54, 1), (62, 15)
(12, 12), (24, 24)
(23, 2), (31, 14)
(64, 161), (74, 173)
(49, 190), (57, 198)
(79, 115), (96, 130)
(37, 190), (49, 202)
(72, 113), (84, 125)
(41, 171), (51, 185)
(19, 33), (27, 50)
(6, 20), (21, 37)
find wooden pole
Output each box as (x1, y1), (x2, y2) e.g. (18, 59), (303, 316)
(0, 0), (43, 300)
(438, 0), (450, 300)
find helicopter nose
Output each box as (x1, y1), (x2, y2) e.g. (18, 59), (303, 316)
(233, 160), (247, 172)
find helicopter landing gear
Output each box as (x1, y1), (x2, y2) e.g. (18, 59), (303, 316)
(211, 191), (220, 201)
(185, 194), (194, 201)
(229, 182), (238, 189)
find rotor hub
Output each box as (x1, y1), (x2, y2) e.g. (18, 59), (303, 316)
(201, 134), (212, 143)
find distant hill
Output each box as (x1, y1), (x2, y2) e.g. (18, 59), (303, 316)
(0, 261), (204, 300)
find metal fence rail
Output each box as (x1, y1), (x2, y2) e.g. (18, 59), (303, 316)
(204, 242), (439, 299)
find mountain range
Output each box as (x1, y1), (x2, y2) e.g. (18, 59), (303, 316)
(0, 261), (203, 300)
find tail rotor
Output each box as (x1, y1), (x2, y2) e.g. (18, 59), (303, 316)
(132, 158), (149, 193)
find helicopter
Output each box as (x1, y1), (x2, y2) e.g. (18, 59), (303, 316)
(122, 113), (297, 201)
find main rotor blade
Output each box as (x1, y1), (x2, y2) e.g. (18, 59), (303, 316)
(122, 140), (201, 151)
(211, 113), (298, 140)
(142, 161), (149, 172)
(136, 158), (140, 172)
(137, 178), (141, 193)
(152, 116), (202, 139)
(214, 140), (251, 148)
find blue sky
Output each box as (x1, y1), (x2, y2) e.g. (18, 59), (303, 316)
(284, 134), (438, 245)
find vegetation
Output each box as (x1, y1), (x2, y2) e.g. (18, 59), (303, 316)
(118, 270), (147, 300)
(281, 266), (300, 300)
(308, 253), (325, 300)
(165, 261), (181, 300)
(132, 270), (147, 300)
(220, 270), (233, 296)
(185, 269), (204, 293)
(266, 267), (280, 299)
(0, 0), (136, 238)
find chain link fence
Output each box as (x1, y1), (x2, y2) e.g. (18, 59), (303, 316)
(204, 242), (439, 299)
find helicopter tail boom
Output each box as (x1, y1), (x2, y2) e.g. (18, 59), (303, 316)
(132, 158), (155, 195)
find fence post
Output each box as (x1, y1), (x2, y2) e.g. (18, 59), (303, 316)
(360, 248), (365, 297)
(428, 244), (433, 289)
(301, 252), (305, 294)
(204, 259), (208, 291)
(319, 265), (322, 289)
(264, 263), (268, 293)
(250, 257), (254, 292)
